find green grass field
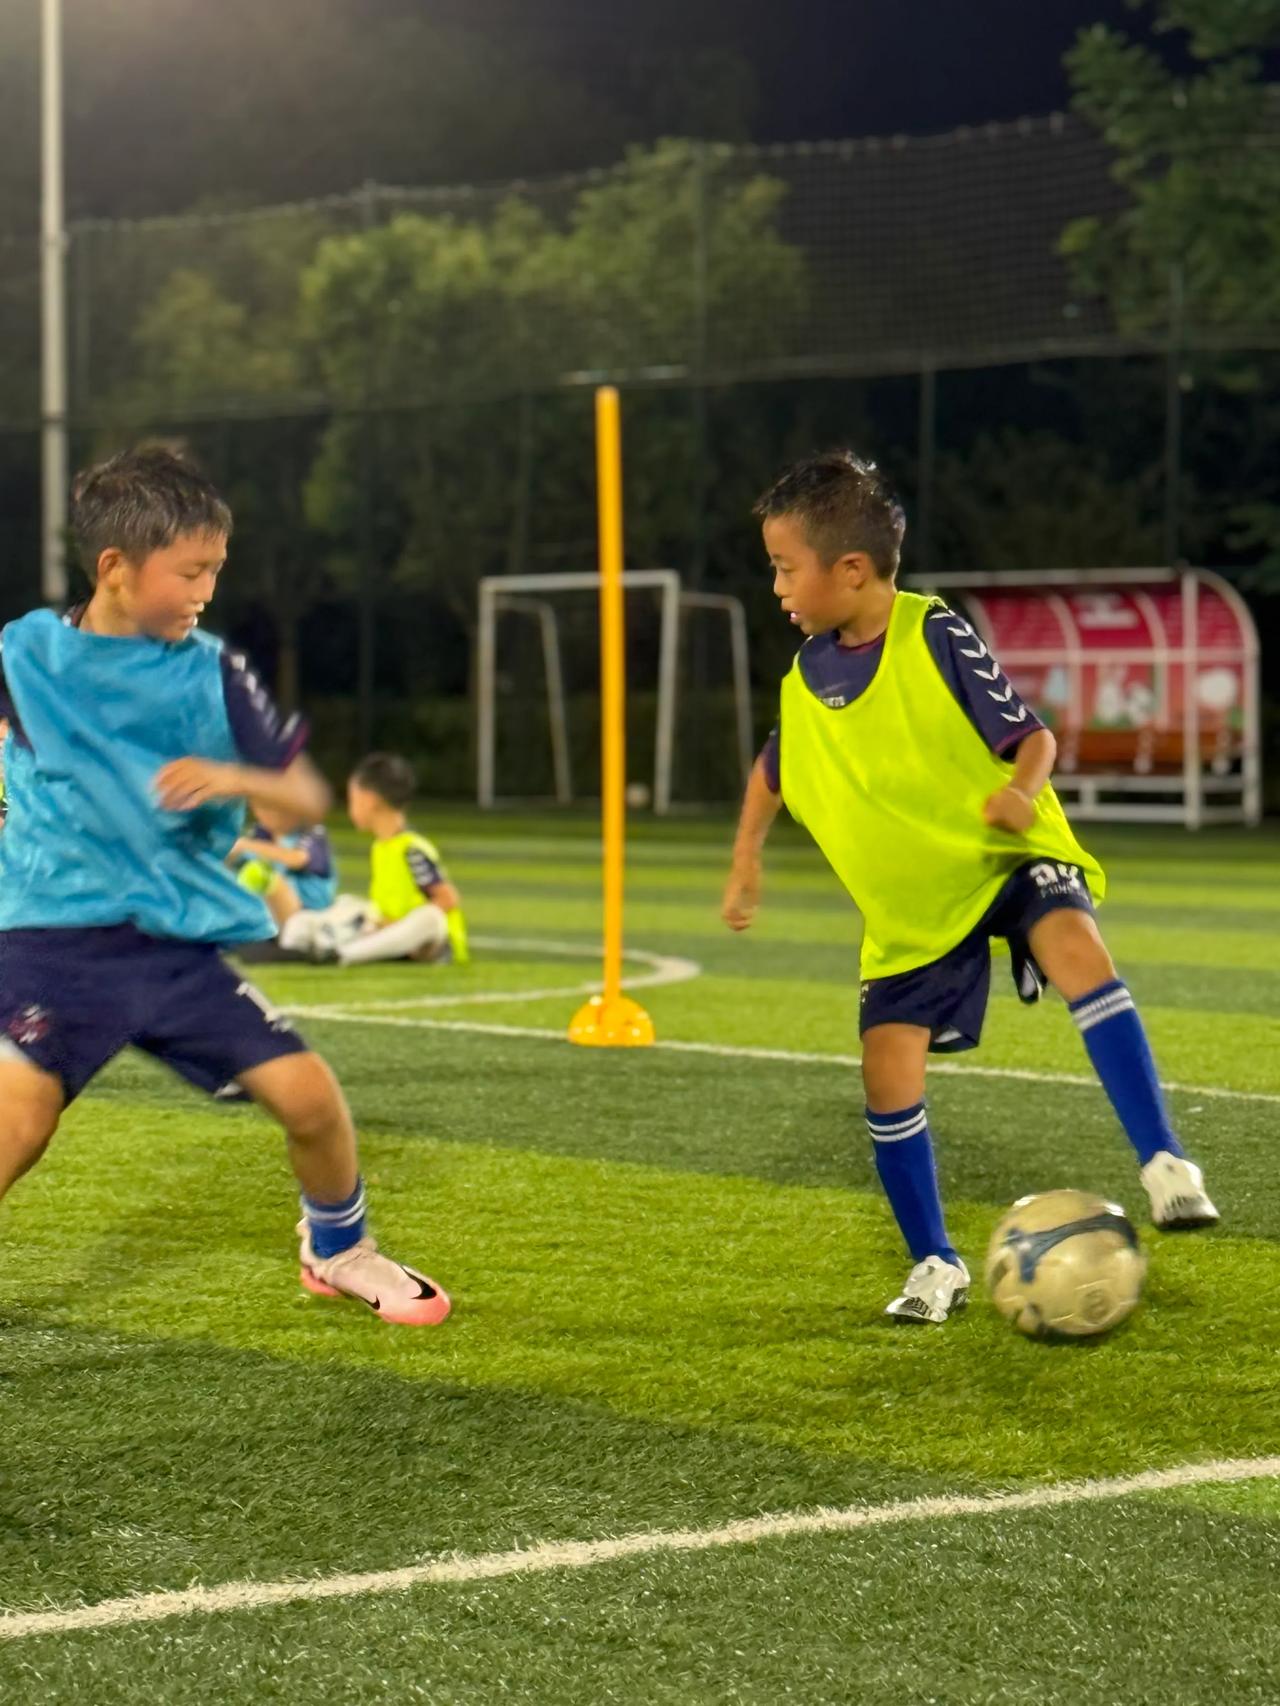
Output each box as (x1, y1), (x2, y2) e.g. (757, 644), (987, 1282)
(2, 811), (1279, 1704)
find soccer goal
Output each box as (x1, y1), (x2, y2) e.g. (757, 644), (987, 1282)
(924, 568), (1262, 828)
(476, 570), (754, 814)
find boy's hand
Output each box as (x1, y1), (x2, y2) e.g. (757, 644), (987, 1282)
(983, 786), (1036, 834)
(722, 859), (762, 931)
(155, 757), (245, 812)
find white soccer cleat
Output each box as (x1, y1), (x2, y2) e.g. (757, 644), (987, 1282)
(298, 1222), (452, 1325)
(1141, 1151), (1220, 1231)
(885, 1255), (971, 1324)
(305, 919), (344, 964)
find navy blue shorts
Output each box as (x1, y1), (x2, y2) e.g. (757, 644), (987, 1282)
(0, 924), (309, 1104)
(859, 861), (1095, 1055)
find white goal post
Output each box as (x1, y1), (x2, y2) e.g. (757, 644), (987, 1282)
(477, 570), (754, 814)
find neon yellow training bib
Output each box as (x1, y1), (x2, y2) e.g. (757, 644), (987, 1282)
(369, 829), (471, 964)
(369, 831), (440, 922)
(779, 591), (1104, 979)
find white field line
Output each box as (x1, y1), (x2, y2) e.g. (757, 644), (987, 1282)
(322, 936), (701, 1013)
(3, 1456), (1276, 1643)
(283, 1006), (1280, 1108)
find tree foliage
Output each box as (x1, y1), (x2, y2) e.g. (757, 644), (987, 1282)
(114, 144), (806, 682)
(1063, 0), (1280, 334)
(1064, 0), (1280, 586)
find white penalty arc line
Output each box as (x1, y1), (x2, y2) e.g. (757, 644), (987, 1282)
(281, 1007), (1280, 1108)
(310, 937), (702, 1013)
(2, 1456), (1276, 1642)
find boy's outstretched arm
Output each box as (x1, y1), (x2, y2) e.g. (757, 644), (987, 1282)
(722, 754), (782, 931)
(982, 727), (1058, 833)
(156, 753), (331, 827)
(230, 835), (313, 871)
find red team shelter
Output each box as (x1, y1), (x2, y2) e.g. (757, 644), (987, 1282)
(928, 568), (1261, 829)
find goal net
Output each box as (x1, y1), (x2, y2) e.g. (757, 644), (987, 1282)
(476, 571), (754, 812)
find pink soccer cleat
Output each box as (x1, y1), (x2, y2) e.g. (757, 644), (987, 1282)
(298, 1221), (452, 1326)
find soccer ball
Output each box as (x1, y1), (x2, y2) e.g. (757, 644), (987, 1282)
(984, 1189), (1146, 1340)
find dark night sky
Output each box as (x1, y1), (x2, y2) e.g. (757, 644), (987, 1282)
(456, 0), (1165, 139)
(0, 1), (1205, 227)
(0, 1), (1188, 224)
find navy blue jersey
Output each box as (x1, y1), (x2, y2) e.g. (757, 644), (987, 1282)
(407, 841), (446, 897)
(760, 602), (1044, 792)
(219, 648), (309, 771)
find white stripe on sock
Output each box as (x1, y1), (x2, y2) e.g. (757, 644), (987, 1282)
(865, 1107), (927, 1134)
(1074, 991), (1130, 1017)
(303, 1191), (368, 1226)
(1077, 1005), (1136, 1036)
(867, 1113), (928, 1143)
(1074, 994), (1136, 1034)
(1077, 992), (1133, 1017)
(1075, 999), (1132, 1028)
(1071, 985), (1132, 1022)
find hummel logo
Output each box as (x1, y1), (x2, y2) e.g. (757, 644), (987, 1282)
(895, 1298), (931, 1320)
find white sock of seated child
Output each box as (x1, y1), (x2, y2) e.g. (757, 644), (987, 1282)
(337, 904), (450, 965)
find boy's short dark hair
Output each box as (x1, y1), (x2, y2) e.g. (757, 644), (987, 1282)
(351, 752), (417, 809)
(70, 442), (233, 580)
(753, 451), (906, 580)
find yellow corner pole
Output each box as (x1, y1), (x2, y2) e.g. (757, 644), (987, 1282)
(569, 387), (655, 1047)
(598, 384), (626, 1007)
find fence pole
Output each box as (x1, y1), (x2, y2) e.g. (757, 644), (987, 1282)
(40, 0), (68, 608)
(690, 143), (711, 590)
(356, 182), (379, 754)
(1162, 262), (1185, 568)
(916, 362), (937, 580)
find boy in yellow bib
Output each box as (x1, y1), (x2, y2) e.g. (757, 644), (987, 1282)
(283, 753), (469, 967)
(722, 451), (1217, 1324)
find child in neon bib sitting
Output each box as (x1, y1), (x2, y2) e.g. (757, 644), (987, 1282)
(281, 753), (469, 967)
(722, 450), (1218, 1324)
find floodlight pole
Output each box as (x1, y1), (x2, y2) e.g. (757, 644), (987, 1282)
(41, 0), (69, 607)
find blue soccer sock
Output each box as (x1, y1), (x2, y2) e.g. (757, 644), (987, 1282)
(302, 1176), (368, 1258)
(1069, 980), (1183, 1167)
(866, 1103), (960, 1266)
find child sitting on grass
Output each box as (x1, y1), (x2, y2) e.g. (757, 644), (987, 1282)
(282, 753), (470, 967)
(231, 802), (339, 931)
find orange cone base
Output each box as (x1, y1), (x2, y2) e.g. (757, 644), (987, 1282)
(568, 993), (655, 1048)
